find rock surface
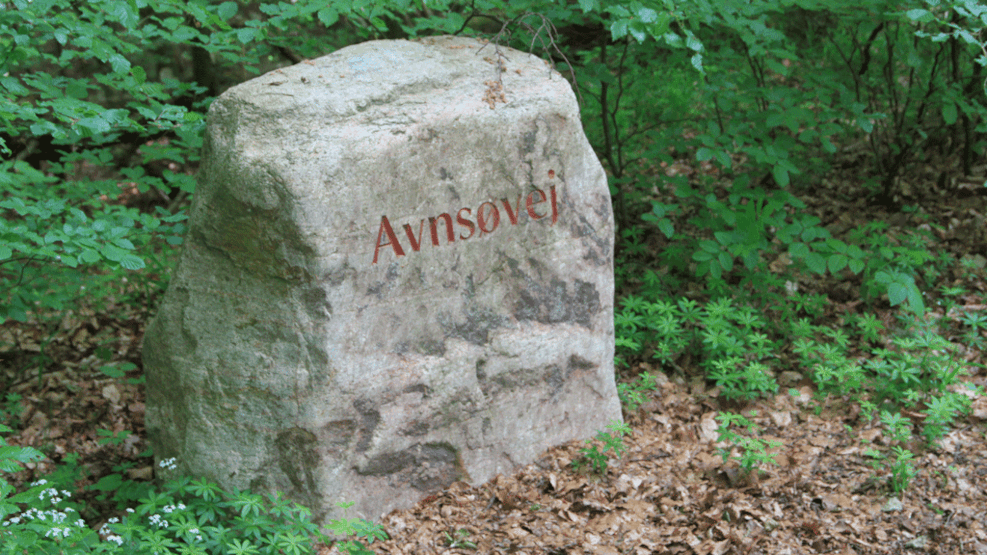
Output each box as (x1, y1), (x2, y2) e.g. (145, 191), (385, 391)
(143, 36), (620, 521)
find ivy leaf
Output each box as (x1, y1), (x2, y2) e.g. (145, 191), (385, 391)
(718, 251), (733, 271)
(131, 66), (146, 85)
(690, 53), (704, 73)
(943, 102), (958, 125)
(108, 53), (131, 73)
(119, 254), (145, 270)
(318, 7), (339, 27)
(80, 249), (101, 264)
(685, 34), (703, 52)
(658, 219), (674, 238)
(828, 253), (848, 273)
(772, 164), (790, 187)
(806, 253), (827, 275)
(628, 22), (646, 43)
(106, 0), (139, 28)
(218, 1), (238, 19)
(636, 7), (658, 23)
(715, 150), (732, 168)
(789, 242), (810, 259)
(610, 19), (629, 40)
(887, 282), (907, 306)
(578, 0), (597, 12)
(905, 9), (933, 22)
(236, 27), (258, 44)
(76, 116), (111, 135)
(906, 284), (925, 315)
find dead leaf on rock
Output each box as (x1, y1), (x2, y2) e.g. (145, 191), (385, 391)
(770, 410), (792, 427)
(971, 396), (987, 419)
(101, 384), (121, 405)
(699, 412), (720, 443)
(126, 466), (153, 480)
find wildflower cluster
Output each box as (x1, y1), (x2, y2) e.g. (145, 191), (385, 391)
(1, 478), (96, 550)
(1, 440), (385, 555)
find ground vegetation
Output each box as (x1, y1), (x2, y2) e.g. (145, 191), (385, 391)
(2, 1), (986, 553)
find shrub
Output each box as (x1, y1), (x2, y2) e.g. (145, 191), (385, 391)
(0, 444), (386, 555)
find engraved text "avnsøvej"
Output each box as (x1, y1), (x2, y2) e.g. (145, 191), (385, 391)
(372, 186), (558, 264)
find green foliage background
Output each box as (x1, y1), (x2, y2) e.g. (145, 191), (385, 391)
(1, 0), (986, 552)
(2, 0), (985, 323)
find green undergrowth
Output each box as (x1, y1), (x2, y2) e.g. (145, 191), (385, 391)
(3, 0), (986, 549)
(612, 236), (986, 490)
(0, 444), (385, 555)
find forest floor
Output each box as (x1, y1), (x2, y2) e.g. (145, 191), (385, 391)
(2, 158), (986, 554)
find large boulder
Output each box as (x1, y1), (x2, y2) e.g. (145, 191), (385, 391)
(143, 36), (620, 521)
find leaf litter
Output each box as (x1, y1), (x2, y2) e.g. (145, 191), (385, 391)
(1, 160), (986, 554)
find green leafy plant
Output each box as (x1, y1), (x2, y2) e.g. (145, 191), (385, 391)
(0, 445), (386, 555)
(887, 446), (919, 495)
(0, 395), (23, 429)
(879, 410), (915, 445)
(863, 444), (918, 495)
(715, 411), (783, 474)
(863, 448), (885, 472)
(443, 528), (477, 550)
(615, 292), (781, 401)
(573, 420), (632, 477)
(853, 313), (887, 344)
(327, 502), (389, 555)
(794, 314), (977, 445)
(959, 309), (987, 351)
(617, 372), (659, 413)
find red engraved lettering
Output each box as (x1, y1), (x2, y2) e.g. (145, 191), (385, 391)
(373, 215), (404, 264)
(500, 194), (522, 225)
(550, 185), (558, 224)
(457, 207), (475, 240)
(429, 213), (455, 246)
(403, 219), (427, 252)
(477, 202), (500, 234)
(526, 189), (547, 220)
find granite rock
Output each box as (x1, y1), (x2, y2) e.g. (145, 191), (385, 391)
(143, 36), (620, 521)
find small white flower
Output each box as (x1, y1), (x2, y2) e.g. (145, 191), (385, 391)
(107, 534), (124, 546)
(30, 480), (48, 487)
(126, 508), (134, 513)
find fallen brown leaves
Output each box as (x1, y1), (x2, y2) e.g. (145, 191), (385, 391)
(3, 156), (986, 555)
(364, 371), (987, 555)
(1, 304), (151, 510)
